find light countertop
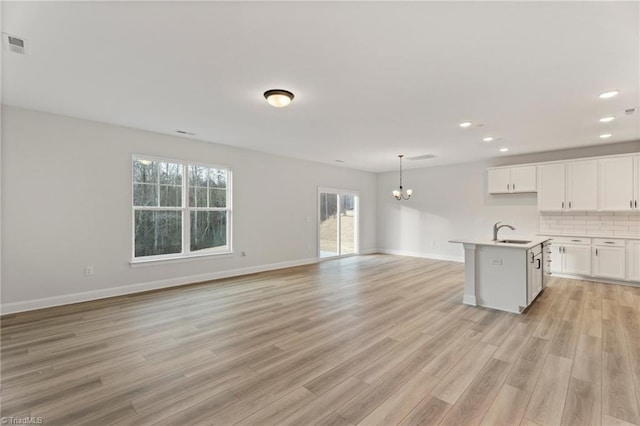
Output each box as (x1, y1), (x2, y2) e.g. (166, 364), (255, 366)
(449, 236), (552, 250)
(537, 233), (640, 240)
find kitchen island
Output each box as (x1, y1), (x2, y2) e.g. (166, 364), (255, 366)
(450, 236), (552, 313)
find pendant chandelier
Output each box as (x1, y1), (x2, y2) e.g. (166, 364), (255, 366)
(392, 155), (413, 200)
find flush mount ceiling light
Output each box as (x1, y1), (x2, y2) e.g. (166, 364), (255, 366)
(499, 147), (509, 152)
(264, 89), (294, 107)
(599, 90), (620, 99)
(600, 133), (613, 139)
(483, 136), (494, 142)
(599, 116), (615, 123)
(459, 121), (473, 128)
(392, 155), (413, 201)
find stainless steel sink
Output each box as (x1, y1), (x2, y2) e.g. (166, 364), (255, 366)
(498, 239), (531, 244)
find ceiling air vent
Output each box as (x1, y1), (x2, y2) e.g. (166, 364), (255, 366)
(3, 34), (26, 54)
(406, 154), (437, 161)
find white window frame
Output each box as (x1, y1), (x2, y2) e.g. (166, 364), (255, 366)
(131, 155), (233, 264)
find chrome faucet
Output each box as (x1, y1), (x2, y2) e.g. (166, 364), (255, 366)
(493, 221), (516, 241)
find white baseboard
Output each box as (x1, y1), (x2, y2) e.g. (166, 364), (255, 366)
(549, 273), (640, 288)
(1, 257), (319, 315)
(376, 249), (464, 263)
(462, 294), (477, 306)
(359, 248), (379, 255)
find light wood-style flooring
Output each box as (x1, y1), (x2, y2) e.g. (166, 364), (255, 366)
(2, 255), (640, 425)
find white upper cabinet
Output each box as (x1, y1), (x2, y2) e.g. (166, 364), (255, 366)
(511, 166), (537, 193)
(487, 168), (511, 194)
(488, 166), (536, 194)
(538, 163), (565, 211)
(599, 156), (635, 211)
(493, 153), (638, 212)
(538, 159), (602, 211)
(566, 160), (598, 211)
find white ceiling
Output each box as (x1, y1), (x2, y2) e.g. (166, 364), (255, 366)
(2, 1), (639, 172)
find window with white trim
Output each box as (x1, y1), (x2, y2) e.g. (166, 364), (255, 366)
(132, 156), (231, 261)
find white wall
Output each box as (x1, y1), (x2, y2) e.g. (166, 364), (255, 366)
(377, 141), (640, 261)
(1, 106), (377, 311)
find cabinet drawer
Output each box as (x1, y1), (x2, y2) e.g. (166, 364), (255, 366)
(593, 238), (626, 247)
(549, 237), (592, 245)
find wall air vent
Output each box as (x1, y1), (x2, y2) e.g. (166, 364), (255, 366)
(3, 33), (26, 54)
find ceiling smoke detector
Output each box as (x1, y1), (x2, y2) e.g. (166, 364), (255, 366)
(3, 33), (26, 54)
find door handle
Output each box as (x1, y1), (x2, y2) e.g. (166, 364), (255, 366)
(569, 201), (572, 209)
(536, 258), (541, 269)
(562, 201), (565, 209)
(507, 184), (510, 191)
(596, 248), (598, 256)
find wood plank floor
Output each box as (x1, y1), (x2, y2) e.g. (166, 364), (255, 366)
(2, 254), (640, 425)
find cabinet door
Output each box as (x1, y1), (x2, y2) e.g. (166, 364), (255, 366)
(628, 241), (640, 282)
(635, 157), (640, 210)
(563, 245), (591, 275)
(538, 163), (566, 211)
(599, 157), (634, 211)
(566, 160), (598, 211)
(549, 244), (562, 274)
(593, 246), (626, 280)
(488, 168), (511, 194)
(511, 166), (537, 193)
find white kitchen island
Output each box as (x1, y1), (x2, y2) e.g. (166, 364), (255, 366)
(450, 237), (552, 314)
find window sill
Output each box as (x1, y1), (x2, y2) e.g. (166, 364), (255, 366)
(130, 251), (234, 267)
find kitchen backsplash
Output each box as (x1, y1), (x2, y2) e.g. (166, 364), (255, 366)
(539, 212), (640, 238)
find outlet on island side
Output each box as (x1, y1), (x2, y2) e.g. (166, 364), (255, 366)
(241, 250), (247, 257)
(84, 266), (94, 276)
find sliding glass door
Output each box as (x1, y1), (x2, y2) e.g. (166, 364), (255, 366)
(319, 189), (359, 259)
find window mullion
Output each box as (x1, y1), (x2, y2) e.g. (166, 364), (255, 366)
(183, 161), (189, 255)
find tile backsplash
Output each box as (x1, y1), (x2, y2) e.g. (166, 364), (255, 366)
(539, 212), (640, 238)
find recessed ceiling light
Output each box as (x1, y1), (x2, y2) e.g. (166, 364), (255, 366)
(499, 147), (509, 152)
(599, 116), (615, 123)
(483, 136), (494, 142)
(599, 90), (620, 99)
(459, 121), (472, 128)
(264, 89), (294, 107)
(599, 133), (613, 139)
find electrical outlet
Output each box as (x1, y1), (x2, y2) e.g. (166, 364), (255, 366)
(241, 251), (247, 257)
(84, 266), (94, 276)
(491, 258), (503, 266)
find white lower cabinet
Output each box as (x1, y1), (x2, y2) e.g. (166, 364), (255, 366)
(592, 246), (626, 280)
(563, 245), (592, 276)
(546, 236), (638, 283)
(548, 239), (591, 276)
(551, 241), (591, 275)
(628, 240), (640, 281)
